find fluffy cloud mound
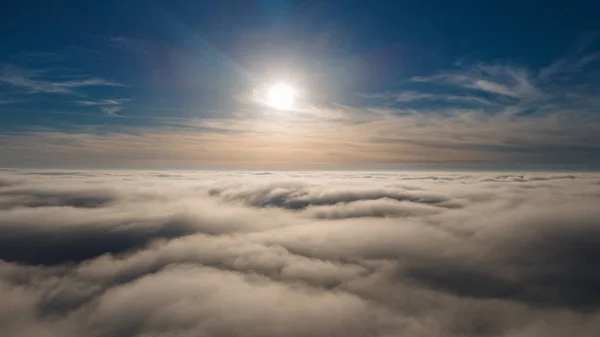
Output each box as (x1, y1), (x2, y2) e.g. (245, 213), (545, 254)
(0, 169), (599, 337)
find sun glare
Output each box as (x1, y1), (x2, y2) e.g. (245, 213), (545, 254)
(266, 83), (296, 110)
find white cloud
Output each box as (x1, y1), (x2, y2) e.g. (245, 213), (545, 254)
(0, 102), (597, 170)
(0, 170), (599, 336)
(75, 99), (129, 117)
(412, 64), (544, 100)
(101, 106), (122, 117)
(0, 66), (124, 95)
(74, 99), (130, 106)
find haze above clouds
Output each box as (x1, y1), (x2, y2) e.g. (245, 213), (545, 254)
(1, 169), (599, 337)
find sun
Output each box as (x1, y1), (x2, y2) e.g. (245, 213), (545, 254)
(266, 83), (296, 110)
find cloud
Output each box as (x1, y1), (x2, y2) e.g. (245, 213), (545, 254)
(0, 65), (124, 95)
(0, 107), (598, 169)
(75, 99), (129, 117)
(74, 99), (130, 107)
(100, 106), (123, 117)
(362, 91), (496, 106)
(539, 35), (599, 79)
(208, 182), (453, 209)
(10, 51), (67, 63)
(412, 64), (544, 100)
(0, 170), (599, 336)
(395, 91), (438, 101)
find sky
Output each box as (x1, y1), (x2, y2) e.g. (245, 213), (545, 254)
(1, 0), (599, 170)
(2, 3), (600, 334)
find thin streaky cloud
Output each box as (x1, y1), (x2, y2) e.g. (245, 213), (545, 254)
(539, 53), (600, 79)
(101, 106), (123, 117)
(10, 51), (67, 62)
(359, 91), (496, 106)
(0, 65), (124, 95)
(412, 64), (544, 101)
(381, 91), (497, 106)
(74, 99), (130, 106)
(74, 99), (129, 117)
(0, 100), (19, 105)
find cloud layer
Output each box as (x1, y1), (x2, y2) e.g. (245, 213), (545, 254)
(0, 170), (599, 336)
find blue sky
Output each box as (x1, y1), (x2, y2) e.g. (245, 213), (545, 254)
(1, 0), (599, 170)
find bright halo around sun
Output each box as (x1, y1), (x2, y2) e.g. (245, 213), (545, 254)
(266, 83), (296, 110)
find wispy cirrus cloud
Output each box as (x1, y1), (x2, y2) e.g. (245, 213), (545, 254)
(361, 91), (497, 106)
(539, 53), (600, 79)
(410, 48), (600, 109)
(539, 34), (600, 79)
(0, 101), (597, 170)
(75, 99), (130, 117)
(100, 106), (124, 117)
(412, 63), (544, 100)
(74, 99), (130, 106)
(0, 100), (19, 105)
(10, 51), (67, 63)
(0, 65), (124, 95)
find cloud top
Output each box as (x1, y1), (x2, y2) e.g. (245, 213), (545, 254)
(0, 170), (599, 336)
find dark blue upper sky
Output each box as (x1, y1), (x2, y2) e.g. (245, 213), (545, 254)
(1, 0), (599, 169)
